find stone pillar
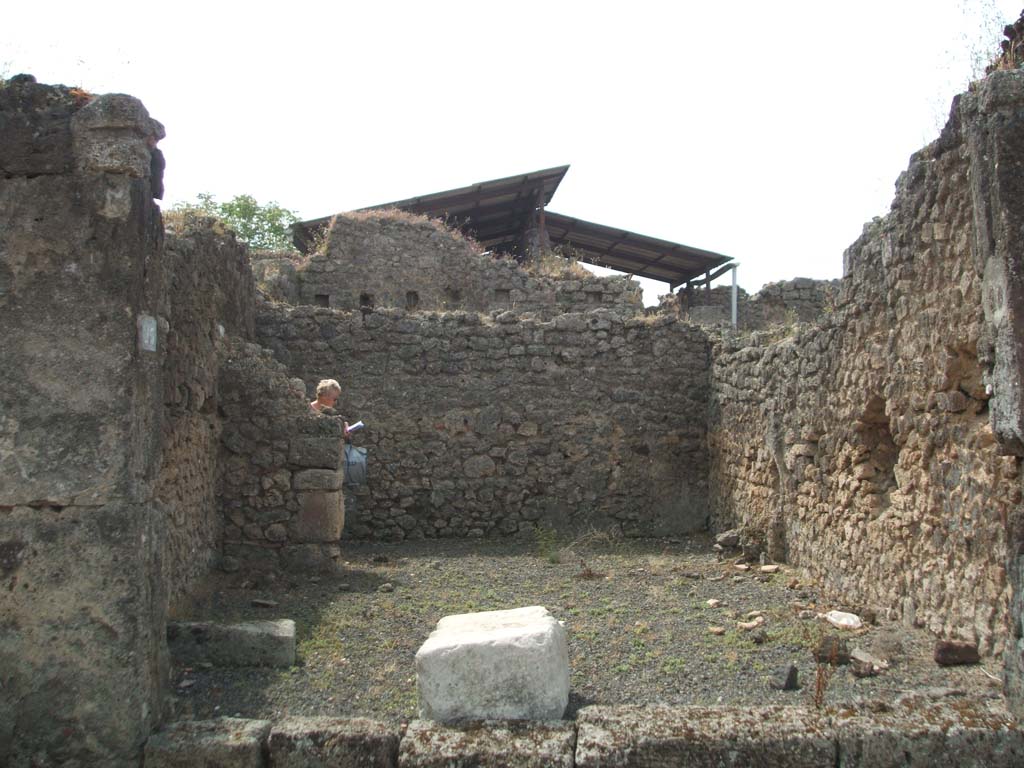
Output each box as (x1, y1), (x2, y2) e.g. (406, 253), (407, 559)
(0, 77), (168, 766)
(963, 70), (1024, 717)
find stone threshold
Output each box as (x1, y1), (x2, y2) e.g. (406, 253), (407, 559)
(144, 698), (1023, 767)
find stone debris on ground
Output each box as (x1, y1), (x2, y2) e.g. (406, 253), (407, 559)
(813, 635), (851, 666)
(771, 664), (801, 691)
(821, 610), (863, 630)
(850, 647), (888, 679)
(934, 639), (981, 666)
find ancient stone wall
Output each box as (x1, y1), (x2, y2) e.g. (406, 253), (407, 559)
(218, 339), (346, 572)
(157, 217), (257, 610)
(253, 211), (642, 317)
(707, 74), (1024, 678)
(256, 305), (710, 540)
(749, 277), (840, 326)
(960, 71), (1024, 715)
(0, 77), (169, 767)
(672, 277), (838, 329)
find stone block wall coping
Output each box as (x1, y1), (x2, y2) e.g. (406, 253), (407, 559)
(143, 700), (1023, 767)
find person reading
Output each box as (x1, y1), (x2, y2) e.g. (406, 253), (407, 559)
(309, 378), (359, 437)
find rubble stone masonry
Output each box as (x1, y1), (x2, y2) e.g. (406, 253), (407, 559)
(6, 68), (1024, 767)
(157, 217), (257, 610)
(256, 305), (711, 540)
(708, 73), (1024, 709)
(217, 338), (347, 573)
(253, 210), (643, 317)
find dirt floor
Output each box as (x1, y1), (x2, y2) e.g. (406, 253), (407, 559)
(170, 533), (1003, 723)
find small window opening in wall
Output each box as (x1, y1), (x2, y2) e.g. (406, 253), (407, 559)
(406, 291), (420, 311)
(585, 291), (603, 305)
(444, 286), (462, 308)
(495, 288), (512, 307)
(359, 293), (375, 311)
(314, 294), (330, 307)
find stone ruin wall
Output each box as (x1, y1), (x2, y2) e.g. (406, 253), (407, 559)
(673, 277), (840, 329)
(6, 71), (1024, 765)
(0, 79), (333, 765)
(157, 218), (257, 610)
(257, 305), (711, 540)
(252, 211), (644, 318)
(0, 78), (171, 766)
(217, 338), (347, 574)
(708, 72), (1024, 694)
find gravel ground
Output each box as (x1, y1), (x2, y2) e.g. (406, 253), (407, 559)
(170, 534), (1002, 723)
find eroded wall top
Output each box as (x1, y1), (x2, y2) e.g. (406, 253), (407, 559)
(252, 210), (643, 317)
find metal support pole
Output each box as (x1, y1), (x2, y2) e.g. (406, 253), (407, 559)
(731, 263), (740, 329)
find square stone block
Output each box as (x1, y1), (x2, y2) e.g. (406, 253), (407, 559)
(575, 705), (834, 767)
(267, 716), (399, 767)
(293, 469), (343, 491)
(400, 719), (575, 767)
(144, 717), (271, 767)
(415, 606), (569, 722)
(289, 437), (343, 469)
(294, 490), (344, 542)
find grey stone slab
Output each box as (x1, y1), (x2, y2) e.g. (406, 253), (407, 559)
(575, 705), (835, 767)
(831, 698), (1024, 767)
(144, 718), (271, 767)
(168, 619), (296, 667)
(399, 720), (576, 768)
(267, 716), (399, 767)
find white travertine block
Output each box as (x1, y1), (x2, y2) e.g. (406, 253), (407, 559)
(415, 606), (569, 722)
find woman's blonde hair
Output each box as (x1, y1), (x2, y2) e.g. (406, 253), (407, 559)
(315, 379), (341, 397)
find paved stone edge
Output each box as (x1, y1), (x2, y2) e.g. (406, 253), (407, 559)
(142, 703), (1024, 767)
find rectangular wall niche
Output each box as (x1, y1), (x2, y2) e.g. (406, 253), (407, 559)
(444, 287), (462, 308)
(314, 294), (330, 307)
(495, 288), (512, 307)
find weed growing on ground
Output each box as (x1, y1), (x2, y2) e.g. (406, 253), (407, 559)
(660, 657), (687, 675)
(534, 525), (561, 563)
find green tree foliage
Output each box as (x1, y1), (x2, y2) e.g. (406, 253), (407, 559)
(173, 193), (300, 250)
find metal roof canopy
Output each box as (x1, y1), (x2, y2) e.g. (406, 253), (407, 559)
(542, 211), (731, 287)
(292, 165), (569, 253)
(291, 165), (733, 286)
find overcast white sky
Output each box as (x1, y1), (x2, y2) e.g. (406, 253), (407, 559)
(4, 1), (1020, 303)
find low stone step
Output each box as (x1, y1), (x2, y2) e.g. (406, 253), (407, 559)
(144, 717), (270, 767)
(167, 619), (296, 667)
(399, 720), (575, 768)
(267, 716), (399, 767)
(574, 700), (1024, 767)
